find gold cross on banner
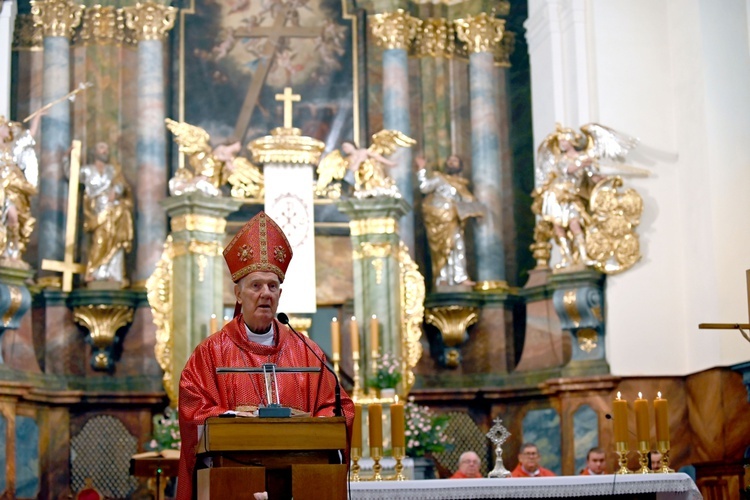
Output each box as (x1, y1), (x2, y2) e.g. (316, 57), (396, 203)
(41, 140), (85, 292)
(275, 87), (300, 129)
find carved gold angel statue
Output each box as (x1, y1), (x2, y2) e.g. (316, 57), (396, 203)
(532, 123), (648, 274)
(0, 115), (39, 268)
(165, 118), (264, 199)
(316, 130), (416, 198)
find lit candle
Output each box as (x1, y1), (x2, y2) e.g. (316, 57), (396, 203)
(370, 314), (379, 356)
(654, 391), (669, 443)
(634, 392), (650, 443)
(331, 317), (340, 358)
(352, 404), (362, 449)
(368, 403), (382, 450)
(391, 400), (405, 449)
(210, 314), (218, 334)
(612, 391), (629, 443)
(350, 316), (360, 355)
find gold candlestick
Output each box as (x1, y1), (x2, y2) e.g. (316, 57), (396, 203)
(353, 351), (362, 399)
(656, 440), (675, 473)
(370, 446), (383, 481)
(636, 441), (651, 474)
(332, 352), (340, 377)
(392, 446), (406, 481)
(616, 441), (631, 474)
(350, 447), (362, 482)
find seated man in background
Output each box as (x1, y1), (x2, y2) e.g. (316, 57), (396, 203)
(511, 443), (556, 477)
(580, 447), (607, 475)
(450, 451), (483, 479)
(649, 450), (663, 471)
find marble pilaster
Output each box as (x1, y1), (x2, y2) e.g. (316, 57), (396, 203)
(124, 3), (176, 284)
(161, 193), (241, 401)
(337, 197), (412, 397)
(456, 13), (507, 287)
(32, 0), (82, 269)
(370, 10), (419, 254)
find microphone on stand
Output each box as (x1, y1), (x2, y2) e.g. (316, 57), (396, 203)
(277, 313), (343, 417)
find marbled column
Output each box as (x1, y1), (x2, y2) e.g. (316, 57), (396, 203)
(31, 0), (83, 267)
(455, 14), (507, 286)
(337, 197), (411, 394)
(161, 194), (241, 401)
(124, 3), (177, 284)
(371, 10), (419, 254)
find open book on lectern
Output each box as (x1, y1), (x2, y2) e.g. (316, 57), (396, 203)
(216, 362), (321, 418)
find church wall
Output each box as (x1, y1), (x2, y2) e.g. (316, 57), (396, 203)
(528, 0), (750, 376)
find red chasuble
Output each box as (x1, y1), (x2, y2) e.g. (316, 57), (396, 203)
(177, 315), (354, 499)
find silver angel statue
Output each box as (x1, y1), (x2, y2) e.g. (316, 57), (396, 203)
(165, 118), (264, 199)
(532, 123), (646, 274)
(415, 154), (484, 287)
(77, 142), (134, 286)
(316, 130), (415, 199)
(0, 115), (39, 267)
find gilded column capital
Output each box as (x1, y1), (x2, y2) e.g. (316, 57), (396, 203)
(370, 9), (420, 51)
(30, 0), (83, 39)
(123, 2), (177, 42)
(13, 14), (44, 49)
(454, 12), (505, 54)
(77, 5), (132, 46)
(414, 18), (455, 58)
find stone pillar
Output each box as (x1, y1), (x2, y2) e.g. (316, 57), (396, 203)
(455, 13), (508, 289)
(31, 0), (83, 268)
(160, 194), (241, 402)
(337, 197), (425, 399)
(0, 268), (33, 364)
(370, 10), (420, 253)
(124, 2), (176, 284)
(550, 269), (609, 376)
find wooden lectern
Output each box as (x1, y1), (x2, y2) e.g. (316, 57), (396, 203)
(196, 416), (348, 500)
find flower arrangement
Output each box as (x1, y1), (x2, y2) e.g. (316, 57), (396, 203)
(367, 352), (402, 390)
(404, 397), (452, 457)
(145, 407), (181, 452)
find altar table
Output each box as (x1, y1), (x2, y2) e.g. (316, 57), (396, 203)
(348, 472), (702, 500)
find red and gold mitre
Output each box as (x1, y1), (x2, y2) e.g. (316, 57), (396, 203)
(223, 211), (293, 283)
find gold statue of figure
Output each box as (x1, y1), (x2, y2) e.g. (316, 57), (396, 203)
(533, 123), (648, 274)
(415, 154), (484, 287)
(165, 118), (264, 199)
(0, 115), (39, 268)
(316, 130), (416, 198)
(73, 142), (134, 286)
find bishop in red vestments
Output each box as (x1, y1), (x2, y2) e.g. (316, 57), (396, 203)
(177, 212), (354, 499)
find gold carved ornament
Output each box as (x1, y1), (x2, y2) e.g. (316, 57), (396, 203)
(370, 9), (421, 51)
(399, 242), (425, 395)
(122, 2), (176, 42)
(30, 0), (83, 39)
(425, 306), (479, 368)
(414, 18), (455, 58)
(73, 304), (135, 370)
(77, 5), (133, 46)
(146, 236), (176, 406)
(454, 13), (505, 54)
(13, 14), (44, 49)
(585, 176), (643, 274)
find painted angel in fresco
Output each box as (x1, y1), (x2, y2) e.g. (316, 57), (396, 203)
(316, 130), (416, 199)
(532, 123), (648, 274)
(0, 114), (39, 267)
(165, 118), (264, 199)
